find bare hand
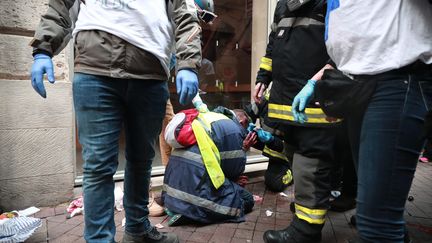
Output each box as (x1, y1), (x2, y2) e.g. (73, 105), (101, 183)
(253, 83), (267, 104)
(243, 131), (257, 151)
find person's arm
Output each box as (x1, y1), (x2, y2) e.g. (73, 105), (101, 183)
(29, 0), (79, 98)
(253, 1), (285, 103)
(291, 63), (335, 123)
(172, 0), (202, 72)
(172, 0), (202, 105)
(310, 63), (335, 81)
(30, 0), (79, 57)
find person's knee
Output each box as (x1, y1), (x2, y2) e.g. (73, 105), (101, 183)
(265, 169), (292, 192)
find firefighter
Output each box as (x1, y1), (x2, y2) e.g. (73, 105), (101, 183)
(244, 98), (294, 192)
(253, 0), (341, 242)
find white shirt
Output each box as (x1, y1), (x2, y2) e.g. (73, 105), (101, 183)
(73, 0), (174, 76)
(326, 0), (432, 75)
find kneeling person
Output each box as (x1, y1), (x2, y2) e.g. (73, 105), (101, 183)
(162, 110), (254, 224)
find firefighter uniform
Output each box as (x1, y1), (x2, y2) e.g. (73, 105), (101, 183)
(256, 0), (341, 242)
(245, 98), (294, 192)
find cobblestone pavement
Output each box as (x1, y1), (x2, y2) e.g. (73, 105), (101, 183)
(27, 163), (432, 243)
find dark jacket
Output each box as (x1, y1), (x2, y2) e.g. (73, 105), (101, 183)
(256, 0), (340, 127)
(30, 0), (202, 80)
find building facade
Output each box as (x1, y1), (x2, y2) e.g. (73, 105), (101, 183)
(0, 0), (277, 210)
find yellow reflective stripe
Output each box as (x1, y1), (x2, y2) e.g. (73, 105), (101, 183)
(295, 204), (326, 216)
(263, 146), (288, 161)
(295, 203), (326, 224)
(192, 119), (225, 189)
(296, 212), (326, 224)
(260, 57), (272, 72)
(282, 169), (292, 185)
(268, 103), (342, 124)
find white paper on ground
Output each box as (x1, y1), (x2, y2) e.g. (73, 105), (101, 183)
(265, 210), (273, 217)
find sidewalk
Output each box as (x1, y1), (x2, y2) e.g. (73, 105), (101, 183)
(27, 163), (432, 243)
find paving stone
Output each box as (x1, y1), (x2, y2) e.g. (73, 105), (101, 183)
(255, 222), (274, 232)
(64, 214), (84, 226)
(35, 207), (56, 219)
(230, 237), (250, 243)
(68, 224), (84, 237)
(209, 234), (233, 243)
(245, 214), (258, 222)
(54, 204), (68, 215)
(47, 214), (68, 224)
(50, 233), (80, 243)
(256, 215), (275, 225)
(188, 231), (213, 242)
(218, 222), (239, 229)
(252, 230), (264, 242)
(174, 230), (193, 241)
(214, 226), (236, 238)
(48, 222), (77, 241)
(195, 224), (218, 233)
(237, 221), (256, 231)
(234, 229), (253, 240)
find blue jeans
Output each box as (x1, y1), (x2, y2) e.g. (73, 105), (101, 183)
(347, 68), (432, 242)
(73, 73), (168, 242)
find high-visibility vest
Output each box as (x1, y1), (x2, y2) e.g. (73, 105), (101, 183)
(191, 112), (230, 189)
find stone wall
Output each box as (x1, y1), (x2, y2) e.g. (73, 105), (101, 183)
(0, 0), (75, 210)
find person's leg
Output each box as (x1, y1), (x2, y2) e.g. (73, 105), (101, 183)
(159, 99), (175, 166)
(330, 123), (357, 212)
(73, 73), (126, 242)
(264, 126), (336, 242)
(240, 188), (255, 214)
(123, 79), (169, 235)
(264, 159), (292, 192)
(356, 71), (432, 242)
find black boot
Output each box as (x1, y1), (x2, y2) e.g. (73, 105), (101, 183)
(330, 194), (356, 212)
(263, 216), (322, 243)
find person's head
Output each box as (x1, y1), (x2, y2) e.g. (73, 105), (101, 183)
(233, 109), (251, 129)
(194, 0), (217, 24)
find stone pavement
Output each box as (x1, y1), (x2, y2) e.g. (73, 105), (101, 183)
(26, 163), (432, 243)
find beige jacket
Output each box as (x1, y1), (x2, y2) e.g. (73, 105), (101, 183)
(30, 0), (202, 80)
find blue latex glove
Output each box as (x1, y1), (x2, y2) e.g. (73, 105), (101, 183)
(256, 128), (274, 143)
(176, 69), (198, 105)
(292, 79), (316, 124)
(31, 54), (55, 98)
(247, 123), (256, 133)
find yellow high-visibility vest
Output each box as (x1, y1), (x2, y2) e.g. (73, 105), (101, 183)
(191, 112), (230, 189)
